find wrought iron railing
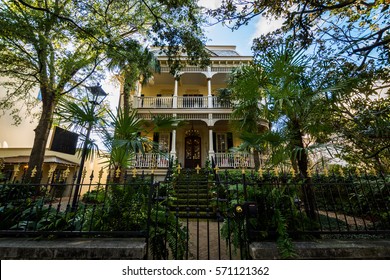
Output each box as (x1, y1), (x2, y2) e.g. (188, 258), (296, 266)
(0, 172), (156, 238)
(1, 168), (389, 259)
(214, 170), (390, 238)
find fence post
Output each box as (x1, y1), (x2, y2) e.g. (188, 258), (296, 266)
(145, 173), (155, 259)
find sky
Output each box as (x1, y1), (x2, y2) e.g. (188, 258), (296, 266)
(199, 0), (283, 56)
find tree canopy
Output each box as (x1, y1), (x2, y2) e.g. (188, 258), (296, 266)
(0, 0), (210, 179)
(209, 0), (389, 69)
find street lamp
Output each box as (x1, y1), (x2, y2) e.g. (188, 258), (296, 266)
(71, 85), (107, 210)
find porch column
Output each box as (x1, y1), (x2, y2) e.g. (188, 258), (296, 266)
(170, 128), (177, 159)
(133, 81), (142, 108)
(207, 78), (213, 108)
(173, 76), (179, 108)
(208, 127), (215, 161)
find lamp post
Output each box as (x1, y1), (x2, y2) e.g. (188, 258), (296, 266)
(71, 85), (107, 210)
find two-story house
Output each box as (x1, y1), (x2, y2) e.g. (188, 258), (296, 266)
(131, 45), (268, 174)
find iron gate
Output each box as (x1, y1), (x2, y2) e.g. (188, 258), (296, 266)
(146, 169), (251, 260)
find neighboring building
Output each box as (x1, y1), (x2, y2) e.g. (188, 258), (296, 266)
(0, 78), (112, 189)
(0, 79), (80, 186)
(131, 45), (268, 174)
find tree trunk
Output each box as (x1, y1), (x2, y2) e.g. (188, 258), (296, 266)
(27, 93), (56, 183)
(291, 121), (317, 221)
(122, 77), (132, 116)
(253, 149), (260, 170)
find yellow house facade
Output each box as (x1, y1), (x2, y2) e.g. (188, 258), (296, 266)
(131, 45), (268, 173)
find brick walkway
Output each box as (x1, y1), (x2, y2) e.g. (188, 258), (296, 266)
(186, 220), (241, 260)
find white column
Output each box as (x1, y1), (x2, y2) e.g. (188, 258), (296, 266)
(208, 128), (215, 161)
(170, 128), (177, 159)
(173, 77), (179, 108)
(207, 78), (213, 108)
(132, 81), (142, 109)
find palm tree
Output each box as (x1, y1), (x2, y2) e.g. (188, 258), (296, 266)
(101, 108), (151, 177)
(228, 42), (334, 220)
(107, 39), (160, 116)
(55, 95), (107, 162)
(101, 107), (181, 181)
(227, 63), (269, 170)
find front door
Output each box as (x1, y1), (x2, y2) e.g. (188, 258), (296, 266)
(185, 135), (201, 168)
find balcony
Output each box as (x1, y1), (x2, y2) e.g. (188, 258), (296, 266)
(134, 96), (232, 109)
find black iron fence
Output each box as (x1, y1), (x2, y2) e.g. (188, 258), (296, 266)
(0, 168), (389, 259)
(215, 170), (390, 237)
(0, 172), (155, 239)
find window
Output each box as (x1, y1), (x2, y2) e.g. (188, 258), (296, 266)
(216, 133), (227, 153)
(158, 132), (170, 153)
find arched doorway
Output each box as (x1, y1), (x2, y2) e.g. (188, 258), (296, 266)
(184, 127), (201, 168)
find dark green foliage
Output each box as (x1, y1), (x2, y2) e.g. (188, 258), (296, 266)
(82, 188), (106, 204)
(220, 175), (315, 259)
(148, 206), (187, 260)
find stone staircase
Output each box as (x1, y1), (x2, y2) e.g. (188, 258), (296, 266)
(172, 169), (215, 218)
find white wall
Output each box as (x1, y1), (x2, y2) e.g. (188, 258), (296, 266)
(0, 77), (40, 148)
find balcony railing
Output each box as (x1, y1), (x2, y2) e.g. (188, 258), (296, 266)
(133, 153), (170, 168)
(214, 153), (255, 168)
(131, 153), (256, 169)
(134, 96), (232, 109)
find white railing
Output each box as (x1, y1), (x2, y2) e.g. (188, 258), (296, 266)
(132, 152), (261, 169)
(212, 98), (232, 108)
(133, 153), (170, 168)
(214, 153), (255, 168)
(177, 96), (208, 108)
(135, 96), (233, 109)
(176, 113), (208, 119)
(135, 96), (173, 108)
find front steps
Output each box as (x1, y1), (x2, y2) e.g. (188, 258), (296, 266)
(171, 169), (216, 218)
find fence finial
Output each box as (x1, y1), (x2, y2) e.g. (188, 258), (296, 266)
(273, 167), (279, 177)
(31, 166), (37, 178)
(290, 167), (296, 178)
(258, 167), (263, 179)
(82, 167), (87, 179)
(177, 163), (182, 174)
(62, 166), (70, 179)
(115, 166), (121, 178)
(355, 168), (361, 177)
(214, 165), (220, 174)
(132, 167), (137, 178)
(323, 167), (329, 177)
(48, 164), (57, 179)
(195, 164), (201, 174)
(98, 167), (104, 180)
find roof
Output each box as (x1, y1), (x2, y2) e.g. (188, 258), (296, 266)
(2, 155), (79, 166)
(152, 45), (244, 58)
(209, 49), (240, 56)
